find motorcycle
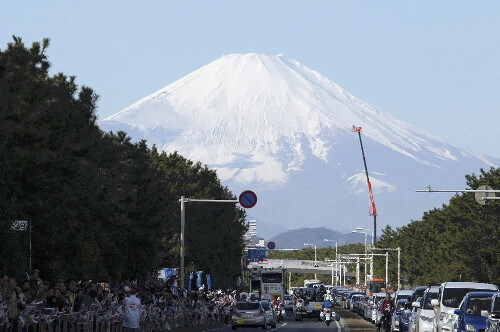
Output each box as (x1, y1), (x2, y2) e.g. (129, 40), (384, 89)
(274, 304), (284, 322)
(324, 307), (333, 326)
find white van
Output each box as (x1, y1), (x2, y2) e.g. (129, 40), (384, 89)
(431, 282), (498, 332)
(414, 285), (439, 332)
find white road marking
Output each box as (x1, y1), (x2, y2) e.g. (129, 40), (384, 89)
(335, 319), (342, 330)
(275, 322), (287, 329)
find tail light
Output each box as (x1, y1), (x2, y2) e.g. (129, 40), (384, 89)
(326, 309), (331, 314)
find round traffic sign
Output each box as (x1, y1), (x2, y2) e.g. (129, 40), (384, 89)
(239, 190), (257, 208)
(475, 185), (494, 205)
(267, 241), (276, 250)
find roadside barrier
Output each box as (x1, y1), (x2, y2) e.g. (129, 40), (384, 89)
(0, 300), (232, 332)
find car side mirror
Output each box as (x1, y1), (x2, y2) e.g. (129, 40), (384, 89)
(431, 299), (439, 307)
(412, 302), (421, 308)
(454, 309), (461, 316)
(481, 310), (489, 318)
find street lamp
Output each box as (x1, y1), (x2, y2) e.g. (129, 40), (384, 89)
(324, 239), (338, 286)
(304, 243), (317, 279)
(352, 228), (372, 286)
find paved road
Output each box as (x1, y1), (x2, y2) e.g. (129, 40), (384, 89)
(204, 307), (376, 332)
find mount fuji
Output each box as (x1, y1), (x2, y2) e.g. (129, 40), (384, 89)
(99, 53), (497, 239)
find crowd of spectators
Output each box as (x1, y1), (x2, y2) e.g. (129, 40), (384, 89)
(0, 269), (240, 331)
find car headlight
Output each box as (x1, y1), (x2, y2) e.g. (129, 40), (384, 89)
(465, 324), (476, 332)
(440, 312), (453, 324)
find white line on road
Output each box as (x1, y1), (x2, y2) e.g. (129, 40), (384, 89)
(335, 319), (342, 330)
(275, 322), (287, 329)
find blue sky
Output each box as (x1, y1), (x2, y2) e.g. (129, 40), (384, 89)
(1, 1), (499, 157)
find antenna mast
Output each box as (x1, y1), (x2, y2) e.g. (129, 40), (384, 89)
(351, 126), (377, 242)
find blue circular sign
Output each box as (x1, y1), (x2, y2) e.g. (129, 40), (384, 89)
(267, 241), (276, 250)
(239, 190), (257, 208)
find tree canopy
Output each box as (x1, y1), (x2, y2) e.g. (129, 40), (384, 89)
(0, 37), (246, 288)
(375, 167), (499, 286)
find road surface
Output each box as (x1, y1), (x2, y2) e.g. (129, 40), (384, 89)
(201, 307), (376, 332)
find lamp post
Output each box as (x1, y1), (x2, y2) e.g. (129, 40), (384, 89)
(324, 239), (338, 286)
(352, 228), (371, 286)
(372, 246), (401, 290)
(304, 243), (317, 279)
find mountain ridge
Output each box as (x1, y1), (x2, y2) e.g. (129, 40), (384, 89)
(99, 53), (498, 231)
(268, 227), (371, 250)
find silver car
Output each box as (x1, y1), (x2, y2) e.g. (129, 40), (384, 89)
(260, 300), (277, 328)
(283, 294), (294, 311)
(232, 301), (267, 330)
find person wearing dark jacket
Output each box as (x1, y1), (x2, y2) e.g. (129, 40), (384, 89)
(378, 293), (394, 331)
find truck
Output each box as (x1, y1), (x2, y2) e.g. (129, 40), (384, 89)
(292, 283), (325, 321)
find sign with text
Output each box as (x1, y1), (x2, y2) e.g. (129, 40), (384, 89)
(247, 248), (266, 262)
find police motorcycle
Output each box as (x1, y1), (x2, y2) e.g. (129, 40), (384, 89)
(320, 293), (339, 326)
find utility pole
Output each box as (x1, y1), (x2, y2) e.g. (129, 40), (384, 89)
(385, 252), (389, 287)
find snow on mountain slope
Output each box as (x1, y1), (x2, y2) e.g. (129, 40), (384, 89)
(99, 53), (498, 231)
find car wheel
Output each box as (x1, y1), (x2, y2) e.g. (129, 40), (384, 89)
(272, 324), (277, 328)
(261, 323), (267, 330)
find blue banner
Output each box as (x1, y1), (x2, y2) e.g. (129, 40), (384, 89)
(207, 274), (211, 291)
(196, 271), (202, 288)
(163, 268), (176, 280)
(188, 272), (193, 291)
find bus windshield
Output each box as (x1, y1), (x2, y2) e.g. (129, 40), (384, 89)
(262, 273), (282, 283)
(370, 281), (386, 293)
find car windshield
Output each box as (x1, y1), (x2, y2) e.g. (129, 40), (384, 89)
(398, 295), (412, 302)
(260, 301), (271, 310)
(412, 288), (426, 303)
(493, 297), (500, 312)
(236, 302), (261, 310)
(443, 288), (496, 308)
(397, 300), (408, 309)
(423, 292), (438, 310)
(466, 296), (492, 316)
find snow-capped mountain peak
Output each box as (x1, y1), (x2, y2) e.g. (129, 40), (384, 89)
(100, 53), (497, 230)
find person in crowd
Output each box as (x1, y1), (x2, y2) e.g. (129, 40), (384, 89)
(122, 286), (142, 331)
(378, 293), (394, 331)
(6, 277), (19, 332)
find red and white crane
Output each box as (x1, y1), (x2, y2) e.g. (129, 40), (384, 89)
(351, 125), (377, 242)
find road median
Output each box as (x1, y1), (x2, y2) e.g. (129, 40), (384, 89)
(336, 307), (377, 332)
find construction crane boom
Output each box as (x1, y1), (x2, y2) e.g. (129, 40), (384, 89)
(351, 126), (377, 242)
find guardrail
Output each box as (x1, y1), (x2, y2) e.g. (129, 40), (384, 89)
(0, 303), (231, 332)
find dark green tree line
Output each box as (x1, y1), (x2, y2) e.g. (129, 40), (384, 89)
(375, 167), (500, 286)
(0, 37), (246, 288)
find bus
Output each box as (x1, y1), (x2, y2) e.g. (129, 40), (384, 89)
(368, 278), (386, 296)
(261, 268), (285, 301)
(249, 266), (285, 301)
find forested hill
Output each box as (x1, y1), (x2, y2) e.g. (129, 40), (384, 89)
(374, 167), (500, 286)
(268, 227), (369, 249)
(0, 37), (246, 287)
